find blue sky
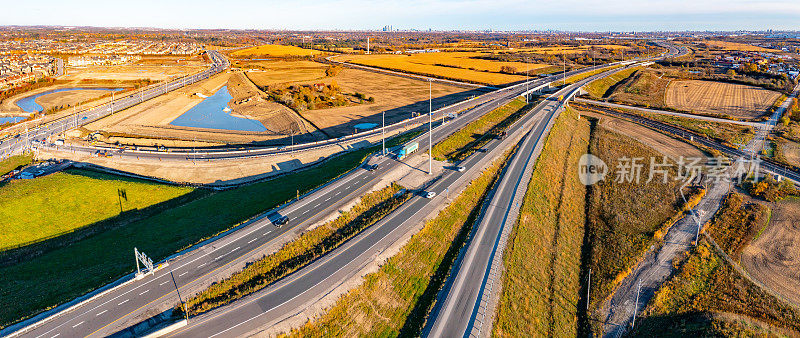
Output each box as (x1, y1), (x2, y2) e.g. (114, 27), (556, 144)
(1, 0), (799, 31)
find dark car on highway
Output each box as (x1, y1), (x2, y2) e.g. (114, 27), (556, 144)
(268, 213), (289, 227)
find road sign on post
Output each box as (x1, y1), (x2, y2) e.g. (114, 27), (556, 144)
(134, 247), (154, 278)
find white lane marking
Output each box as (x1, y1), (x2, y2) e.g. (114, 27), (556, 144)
(325, 197), (330, 201)
(198, 263), (206, 268)
(215, 254), (225, 260)
(51, 334), (60, 338)
(229, 247), (240, 254)
(248, 238), (257, 244)
(96, 310), (107, 316)
(72, 321), (84, 328)
(263, 231), (271, 236)
(314, 204), (320, 208)
(179, 272), (188, 277)
(159, 281), (170, 286)
(118, 299), (129, 306)
(139, 290), (149, 295)
(302, 210), (308, 214)
(335, 192), (341, 196)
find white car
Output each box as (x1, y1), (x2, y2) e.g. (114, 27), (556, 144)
(423, 191), (437, 199)
(455, 166), (466, 172)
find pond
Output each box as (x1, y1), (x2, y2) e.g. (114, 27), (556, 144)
(16, 87), (124, 113)
(169, 86), (267, 132)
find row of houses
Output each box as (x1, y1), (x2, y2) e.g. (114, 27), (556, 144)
(0, 39), (202, 55)
(0, 54), (58, 89)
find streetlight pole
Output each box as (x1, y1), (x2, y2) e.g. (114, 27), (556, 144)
(429, 79), (432, 175)
(382, 111), (385, 156)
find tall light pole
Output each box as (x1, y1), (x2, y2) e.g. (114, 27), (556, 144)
(382, 111), (385, 156)
(429, 79), (433, 175)
(525, 55), (528, 103)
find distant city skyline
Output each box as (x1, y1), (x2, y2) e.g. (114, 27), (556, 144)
(1, 0), (799, 32)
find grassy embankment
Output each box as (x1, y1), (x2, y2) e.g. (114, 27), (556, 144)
(431, 97), (531, 162)
(492, 107), (589, 336)
(631, 192), (800, 336)
(584, 127), (695, 332)
(184, 184), (409, 315)
(584, 66), (641, 99)
(0, 169), (195, 251)
(0, 131), (419, 328)
(0, 153), (32, 177)
(573, 102), (755, 147)
(290, 148), (514, 336)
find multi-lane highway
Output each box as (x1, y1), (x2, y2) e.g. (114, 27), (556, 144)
(0, 50), (229, 160)
(6, 60), (554, 338)
(5, 42), (683, 338)
(422, 63), (652, 338)
(423, 43), (686, 338)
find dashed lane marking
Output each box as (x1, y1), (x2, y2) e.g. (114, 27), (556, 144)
(248, 238), (257, 244)
(96, 310), (107, 316)
(139, 290), (149, 295)
(118, 299), (129, 306)
(178, 272), (188, 277)
(72, 321), (84, 328)
(159, 281), (170, 286)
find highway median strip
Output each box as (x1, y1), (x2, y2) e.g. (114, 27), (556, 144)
(432, 97), (533, 162)
(290, 147), (515, 336)
(183, 183), (409, 316)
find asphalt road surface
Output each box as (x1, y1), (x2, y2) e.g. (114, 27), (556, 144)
(7, 64), (550, 338)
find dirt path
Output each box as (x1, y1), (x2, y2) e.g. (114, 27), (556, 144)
(741, 199), (800, 307)
(599, 178), (732, 337)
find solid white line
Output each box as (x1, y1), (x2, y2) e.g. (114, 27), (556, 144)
(71, 321), (83, 328)
(118, 299), (129, 306)
(139, 290), (149, 295)
(95, 310), (107, 316)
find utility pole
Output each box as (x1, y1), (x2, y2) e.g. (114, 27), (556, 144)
(429, 79), (433, 175)
(382, 111), (385, 156)
(562, 52), (567, 86)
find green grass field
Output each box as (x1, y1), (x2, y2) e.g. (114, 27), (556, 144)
(0, 169), (195, 251)
(493, 108), (590, 336)
(0, 131), (420, 328)
(432, 97), (530, 162)
(0, 153), (33, 177)
(584, 66), (641, 99)
(290, 149), (512, 336)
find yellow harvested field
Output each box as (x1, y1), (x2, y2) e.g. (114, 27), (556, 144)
(232, 44), (323, 57)
(502, 44), (629, 55)
(339, 52), (546, 85)
(242, 61), (328, 87)
(666, 80), (781, 119)
(704, 40), (779, 52)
